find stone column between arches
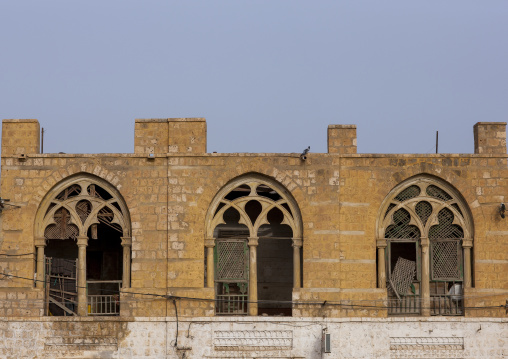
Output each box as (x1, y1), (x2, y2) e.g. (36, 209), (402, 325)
(248, 237), (258, 316)
(121, 237), (132, 289)
(376, 238), (387, 289)
(463, 239), (473, 288)
(420, 237), (430, 317)
(76, 236), (88, 316)
(205, 239), (215, 289)
(35, 237), (46, 289)
(292, 238), (302, 289)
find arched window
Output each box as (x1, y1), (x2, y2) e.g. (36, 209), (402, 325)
(34, 176), (131, 316)
(204, 175), (303, 316)
(377, 176), (473, 316)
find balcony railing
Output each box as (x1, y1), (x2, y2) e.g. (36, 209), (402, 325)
(216, 294), (248, 315)
(430, 281), (463, 316)
(87, 280), (122, 316)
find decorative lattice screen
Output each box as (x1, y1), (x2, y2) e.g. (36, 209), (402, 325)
(431, 241), (461, 280)
(389, 257), (416, 299)
(44, 223), (79, 240)
(215, 240), (248, 281)
(429, 208), (464, 239)
(385, 209), (420, 239)
(415, 201), (432, 227)
(44, 208), (79, 239)
(395, 185), (421, 202)
(426, 185), (452, 201)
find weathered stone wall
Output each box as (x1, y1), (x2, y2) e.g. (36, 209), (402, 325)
(0, 316), (507, 358)
(1, 118), (507, 319)
(474, 122), (507, 154)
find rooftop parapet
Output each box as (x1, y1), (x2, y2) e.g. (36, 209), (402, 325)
(327, 124), (357, 154)
(474, 122), (507, 154)
(134, 118), (207, 155)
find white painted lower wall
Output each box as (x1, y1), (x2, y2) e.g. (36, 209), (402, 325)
(1, 316), (507, 359)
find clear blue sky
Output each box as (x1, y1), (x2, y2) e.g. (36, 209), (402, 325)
(1, 1), (507, 154)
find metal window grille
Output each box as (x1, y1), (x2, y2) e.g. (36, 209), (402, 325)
(215, 240), (248, 281)
(431, 241), (462, 280)
(429, 208), (464, 239)
(394, 185), (421, 202)
(385, 209), (420, 239)
(426, 185), (452, 201)
(215, 239), (249, 315)
(415, 201), (432, 227)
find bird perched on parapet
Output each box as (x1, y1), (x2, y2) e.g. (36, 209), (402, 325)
(300, 146), (310, 161)
(0, 198), (20, 214)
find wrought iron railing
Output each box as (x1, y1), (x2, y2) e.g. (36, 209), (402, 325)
(88, 295), (120, 316)
(430, 281), (463, 316)
(216, 294), (248, 315)
(388, 292), (421, 315)
(87, 280), (122, 316)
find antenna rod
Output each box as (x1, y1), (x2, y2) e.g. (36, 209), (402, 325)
(41, 128), (44, 154)
(436, 131), (439, 154)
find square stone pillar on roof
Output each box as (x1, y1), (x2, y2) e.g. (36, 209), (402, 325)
(474, 122), (507, 154)
(134, 118), (207, 154)
(1, 119), (40, 156)
(327, 124), (357, 154)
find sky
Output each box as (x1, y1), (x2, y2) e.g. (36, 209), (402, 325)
(1, 1), (507, 155)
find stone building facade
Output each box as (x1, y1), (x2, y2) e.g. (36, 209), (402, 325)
(0, 118), (507, 358)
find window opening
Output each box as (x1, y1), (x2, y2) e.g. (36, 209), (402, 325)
(386, 241), (420, 315)
(214, 202), (226, 217)
(256, 207), (293, 316)
(76, 200), (92, 224)
(40, 178), (130, 317)
(209, 177), (301, 317)
(379, 178), (470, 317)
(86, 222), (122, 316)
(87, 184), (113, 200)
(56, 184), (82, 201)
(245, 200), (262, 224)
(111, 201), (122, 214)
(256, 184), (282, 201)
(281, 203), (293, 217)
(224, 185), (251, 201)
(45, 239), (78, 316)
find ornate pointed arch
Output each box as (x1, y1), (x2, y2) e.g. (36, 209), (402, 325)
(205, 173), (303, 241)
(35, 174), (131, 239)
(33, 173), (132, 316)
(376, 174), (474, 317)
(377, 175), (473, 241)
(204, 173), (303, 316)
